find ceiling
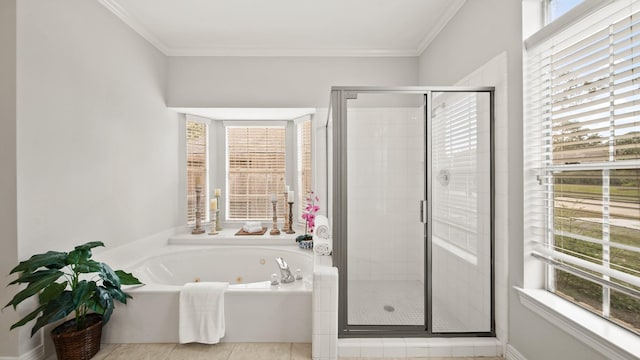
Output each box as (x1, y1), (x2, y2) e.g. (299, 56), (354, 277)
(98, 0), (466, 56)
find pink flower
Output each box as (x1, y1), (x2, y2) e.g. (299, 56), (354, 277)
(302, 191), (319, 235)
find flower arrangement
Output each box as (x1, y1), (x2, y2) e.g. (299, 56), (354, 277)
(296, 191), (319, 243)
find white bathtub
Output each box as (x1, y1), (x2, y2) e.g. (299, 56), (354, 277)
(101, 244), (313, 343)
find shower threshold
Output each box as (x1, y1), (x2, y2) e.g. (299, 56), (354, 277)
(337, 336), (502, 358)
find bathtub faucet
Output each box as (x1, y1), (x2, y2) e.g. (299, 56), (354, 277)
(275, 257), (295, 284)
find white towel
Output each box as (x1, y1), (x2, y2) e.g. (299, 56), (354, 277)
(179, 282), (228, 344)
(314, 215), (330, 239)
(242, 221), (263, 233)
(314, 241), (332, 256)
(313, 215), (332, 256)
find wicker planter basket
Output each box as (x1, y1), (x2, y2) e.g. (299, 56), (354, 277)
(51, 313), (103, 360)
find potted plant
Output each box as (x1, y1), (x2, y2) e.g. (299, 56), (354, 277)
(296, 191), (319, 249)
(4, 241), (142, 360)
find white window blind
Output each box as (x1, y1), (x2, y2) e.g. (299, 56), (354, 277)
(226, 126), (286, 220)
(525, 0), (640, 334)
(186, 121), (208, 224)
(297, 120), (312, 222)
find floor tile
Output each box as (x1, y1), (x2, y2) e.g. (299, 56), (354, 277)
(93, 344), (120, 360)
(103, 343), (176, 360)
(291, 343), (312, 360)
(168, 342), (236, 360)
(228, 342), (292, 360)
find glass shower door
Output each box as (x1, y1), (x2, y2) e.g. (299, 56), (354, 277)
(334, 87), (494, 337)
(345, 93), (426, 327)
(429, 91), (492, 333)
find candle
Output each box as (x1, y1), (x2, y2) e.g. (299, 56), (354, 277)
(210, 198), (217, 210)
(214, 188), (221, 197)
(270, 194), (277, 202)
(284, 185), (290, 193)
(195, 176), (203, 186)
(288, 191), (294, 201)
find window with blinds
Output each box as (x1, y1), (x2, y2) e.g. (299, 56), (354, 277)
(226, 126), (286, 220)
(297, 120), (312, 222)
(186, 121), (208, 224)
(525, 1), (640, 334)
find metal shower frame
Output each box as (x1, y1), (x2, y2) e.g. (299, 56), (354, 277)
(330, 86), (496, 338)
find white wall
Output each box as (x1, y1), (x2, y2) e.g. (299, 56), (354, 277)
(16, 0), (181, 258)
(0, 0), (20, 357)
(167, 56), (419, 108)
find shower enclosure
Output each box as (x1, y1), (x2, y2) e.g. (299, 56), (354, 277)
(330, 87), (494, 337)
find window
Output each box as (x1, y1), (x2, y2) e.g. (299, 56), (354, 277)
(525, 1), (640, 334)
(226, 126), (286, 220)
(546, 0), (584, 24)
(297, 119), (312, 222)
(186, 120), (208, 224)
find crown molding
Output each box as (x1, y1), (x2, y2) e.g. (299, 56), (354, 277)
(98, 0), (457, 58)
(97, 0), (170, 55)
(416, 0), (466, 56)
(166, 47), (419, 57)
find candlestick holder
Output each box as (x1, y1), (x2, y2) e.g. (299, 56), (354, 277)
(215, 195), (222, 231)
(286, 202), (295, 234)
(191, 185), (205, 234)
(283, 192), (290, 232)
(270, 200), (281, 235)
(208, 209), (218, 235)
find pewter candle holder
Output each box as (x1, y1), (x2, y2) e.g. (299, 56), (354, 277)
(270, 200), (281, 235)
(191, 185), (205, 234)
(286, 201), (295, 234)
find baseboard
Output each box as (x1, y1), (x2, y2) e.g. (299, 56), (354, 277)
(505, 344), (528, 360)
(20, 346), (43, 360)
(0, 345), (45, 360)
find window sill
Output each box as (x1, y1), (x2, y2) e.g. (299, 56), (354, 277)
(515, 287), (640, 360)
(169, 226), (303, 245)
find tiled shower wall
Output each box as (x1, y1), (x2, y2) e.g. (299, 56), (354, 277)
(346, 107), (425, 283)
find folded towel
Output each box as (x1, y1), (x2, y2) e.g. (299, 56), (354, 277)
(314, 241), (332, 256)
(314, 215), (330, 239)
(179, 282), (229, 344)
(313, 215), (332, 256)
(242, 221), (263, 233)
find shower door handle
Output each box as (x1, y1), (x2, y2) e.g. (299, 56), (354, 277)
(419, 200), (427, 223)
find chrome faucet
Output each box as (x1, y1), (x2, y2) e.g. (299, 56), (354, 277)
(275, 257), (295, 283)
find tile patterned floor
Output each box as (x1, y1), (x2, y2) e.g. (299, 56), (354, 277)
(94, 343), (503, 360)
(348, 280), (424, 326)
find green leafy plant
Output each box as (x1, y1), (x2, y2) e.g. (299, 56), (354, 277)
(5, 241), (142, 336)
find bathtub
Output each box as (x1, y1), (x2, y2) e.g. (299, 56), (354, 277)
(101, 244), (313, 343)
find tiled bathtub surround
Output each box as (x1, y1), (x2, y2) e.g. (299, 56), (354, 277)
(338, 337), (502, 358)
(312, 260), (339, 360)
